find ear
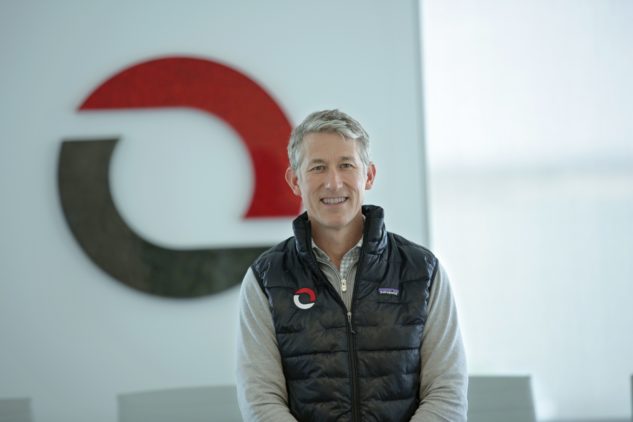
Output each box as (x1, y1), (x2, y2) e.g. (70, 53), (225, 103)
(285, 167), (302, 196)
(364, 162), (376, 190)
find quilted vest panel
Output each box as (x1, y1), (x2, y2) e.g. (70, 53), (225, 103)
(252, 205), (437, 422)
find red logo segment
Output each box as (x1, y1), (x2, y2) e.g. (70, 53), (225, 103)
(78, 56), (300, 218)
(293, 287), (316, 310)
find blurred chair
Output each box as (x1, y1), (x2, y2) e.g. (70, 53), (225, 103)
(118, 385), (241, 422)
(0, 398), (32, 422)
(467, 375), (536, 422)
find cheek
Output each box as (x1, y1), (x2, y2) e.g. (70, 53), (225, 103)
(304, 175), (322, 189)
(349, 175), (367, 191)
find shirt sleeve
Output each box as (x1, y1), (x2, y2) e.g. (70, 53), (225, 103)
(410, 263), (469, 422)
(236, 268), (298, 422)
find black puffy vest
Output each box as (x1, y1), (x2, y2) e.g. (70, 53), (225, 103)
(251, 205), (437, 422)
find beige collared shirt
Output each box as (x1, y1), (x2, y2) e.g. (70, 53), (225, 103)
(311, 238), (362, 311)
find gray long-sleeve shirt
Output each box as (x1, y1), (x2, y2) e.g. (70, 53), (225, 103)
(236, 241), (468, 421)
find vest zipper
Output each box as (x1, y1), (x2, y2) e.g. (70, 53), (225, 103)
(311, 248), (363, 422)
(346, 311), (360, 422)
(346, 311), (356, 334)
(313, 267), (361, 422)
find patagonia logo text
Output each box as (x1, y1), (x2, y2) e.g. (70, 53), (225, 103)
(378, 287), (399, 296)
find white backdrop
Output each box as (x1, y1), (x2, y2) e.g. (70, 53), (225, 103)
(0, 1), (428, 421)
(423, 1), (633, 420)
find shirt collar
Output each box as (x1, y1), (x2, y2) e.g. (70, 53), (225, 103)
(311, 237), (363, 263)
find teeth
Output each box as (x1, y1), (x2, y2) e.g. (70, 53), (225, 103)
(322, 197), (346, 204)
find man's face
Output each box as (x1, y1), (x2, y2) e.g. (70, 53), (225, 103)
(285, 132), (376, 234)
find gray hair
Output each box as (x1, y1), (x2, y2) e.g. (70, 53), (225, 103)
(288, 109), (370, 171)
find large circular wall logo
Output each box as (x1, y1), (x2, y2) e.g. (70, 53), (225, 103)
(57, 56), (300, 298)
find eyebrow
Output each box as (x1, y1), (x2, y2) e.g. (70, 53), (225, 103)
(339, 156), (356, 162)
(307, 156), (356, 165)
(307, 159), (327, 166)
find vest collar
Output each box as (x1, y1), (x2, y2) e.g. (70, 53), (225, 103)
(292, 205), (388, 258)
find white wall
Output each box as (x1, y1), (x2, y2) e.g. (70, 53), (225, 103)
(0, 1), (427, 421)
(7, 1), (630, 420)
(423, 1), (633, 419)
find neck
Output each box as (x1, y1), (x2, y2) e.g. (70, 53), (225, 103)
(311, 214), (364, 269)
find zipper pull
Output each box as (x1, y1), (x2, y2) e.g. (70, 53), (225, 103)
(347, 311), (356, 334)
(341, 278), (347, 293)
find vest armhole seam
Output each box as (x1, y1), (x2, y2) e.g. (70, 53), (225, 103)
(250, 264), (270, 300)
(429, 258), (439, 291)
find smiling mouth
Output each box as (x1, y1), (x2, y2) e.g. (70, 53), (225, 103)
(321, 196), (348, 205)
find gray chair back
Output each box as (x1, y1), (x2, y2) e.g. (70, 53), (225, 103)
(0, 398), (32, 422)
(118, 385), (241, 422)
(467, 375), (536, 422)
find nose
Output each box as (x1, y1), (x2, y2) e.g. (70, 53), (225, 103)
(324, 168), (343, 190)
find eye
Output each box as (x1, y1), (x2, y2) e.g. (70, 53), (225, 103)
(310, 165), (326, 172)
(340, 163), (354, 169)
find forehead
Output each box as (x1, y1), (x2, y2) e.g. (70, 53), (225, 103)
(300, 132), (360, 163)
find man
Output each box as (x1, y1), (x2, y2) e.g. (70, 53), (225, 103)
(236, 109), (467, 421)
